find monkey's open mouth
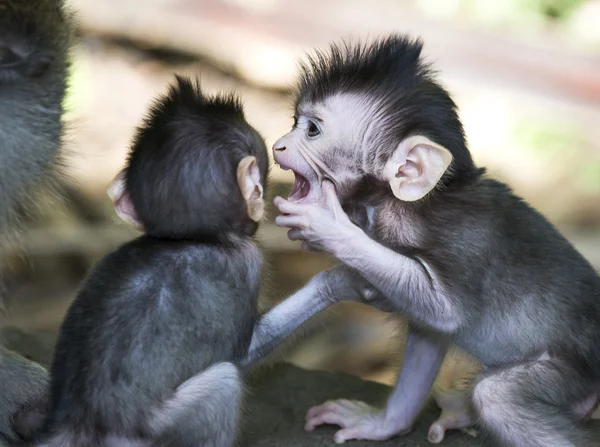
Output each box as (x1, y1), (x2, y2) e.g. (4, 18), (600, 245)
(289, 173), (311, 202)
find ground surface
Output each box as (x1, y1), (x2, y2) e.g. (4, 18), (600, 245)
(242, 363), (600, 447)
(5, 328), (600, 447)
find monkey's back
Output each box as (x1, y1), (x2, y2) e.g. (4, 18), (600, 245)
(44, 235), (261, 439)
(393, 178), (600, 373)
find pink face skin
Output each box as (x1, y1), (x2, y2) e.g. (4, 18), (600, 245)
(271, 94), (380, 205)
(272, 115), (326, 205)
(270, 96), (377, 251)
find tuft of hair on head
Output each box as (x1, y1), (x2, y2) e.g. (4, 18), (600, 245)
(296, 34), (484, 185)
(124, 75), (269, 240)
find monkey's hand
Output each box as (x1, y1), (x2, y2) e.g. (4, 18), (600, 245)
(313, 267), (381, 306)
(274, 180), (362, 254)
(305, 399), (409, 444)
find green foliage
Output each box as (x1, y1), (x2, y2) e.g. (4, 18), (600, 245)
(514, 117), (600, 194)
(62, 54), (90, 120)
(513, 118), (582, 159)
(415, 0), (587, 25)
(524, 0), (586, 20)
(576, 160), (600, 193)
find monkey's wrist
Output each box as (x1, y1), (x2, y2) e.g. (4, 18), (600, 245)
(330, 225), (368, 261)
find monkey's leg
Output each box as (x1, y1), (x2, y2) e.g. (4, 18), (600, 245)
(305, 328), (447, 444)
(472, 360), (594, 447)
(427, 386), (477, 444)
(0, 346), (48, 443)
(152, 362), (242, 447)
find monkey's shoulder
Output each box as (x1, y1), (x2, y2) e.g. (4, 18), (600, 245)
(415, 177), (599, 283)
(56, 235), (260, 371)
(76, 235), (261, 309)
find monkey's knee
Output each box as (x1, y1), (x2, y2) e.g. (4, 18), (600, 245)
(153, 362), (242, 432)
(154, 363), (242, 447)
(472, 375), (513, 426)
(189, 362), (242, 403)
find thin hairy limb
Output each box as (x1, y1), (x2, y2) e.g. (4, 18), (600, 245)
(242, 267), (375, 368)
(305, 328), (447, 443)
(274, 182), (462, 333)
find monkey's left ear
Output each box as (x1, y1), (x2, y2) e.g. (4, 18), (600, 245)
(237, 156), (265, 221)
(382, 135), (453, 201)
(107, 169), (144, 230)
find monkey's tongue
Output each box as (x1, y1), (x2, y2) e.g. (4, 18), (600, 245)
(289, 173), (311, 202)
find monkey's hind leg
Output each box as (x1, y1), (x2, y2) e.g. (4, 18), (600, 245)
(428, 386), (478, 444)
(152, 362), (242, 447)
(472, 359), (594, 447)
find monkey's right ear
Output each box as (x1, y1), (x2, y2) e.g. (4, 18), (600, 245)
(382, 135), (453, 201)
(237, 156), (265, 222)
(107, 169), (144, 230)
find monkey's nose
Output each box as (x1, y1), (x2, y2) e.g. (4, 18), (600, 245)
(274, 146), (286, 152)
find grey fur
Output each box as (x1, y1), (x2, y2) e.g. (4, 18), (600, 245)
(249, 34), (600, 446)
(0, 1), (72, 445)
(34, 78), (269, 447)
(0, 0), (73, 230)
(0, 346), (48, 444)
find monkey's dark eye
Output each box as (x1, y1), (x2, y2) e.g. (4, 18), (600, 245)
(307, 121), (320, 138)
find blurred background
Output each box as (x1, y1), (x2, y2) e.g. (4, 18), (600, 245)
(1, 0), (599, 389)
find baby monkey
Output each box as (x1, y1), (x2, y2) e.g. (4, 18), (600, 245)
(34, 76), (269, 447)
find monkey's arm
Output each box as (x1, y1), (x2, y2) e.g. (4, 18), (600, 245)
(242, 267), (375, 368)
(274, 184), (462, 333)
(335, 231), (460, 332)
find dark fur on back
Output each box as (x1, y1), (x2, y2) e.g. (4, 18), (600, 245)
(38, 76), (268, 445)
(126, 76), (269, 240)
(296, 34), (482, 185)
(0, 0), (73, 229)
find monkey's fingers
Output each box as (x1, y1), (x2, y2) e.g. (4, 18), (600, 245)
(275, 214), (308, 229)
(301, 241), (320, 252)
(305, 399), (402, 443)
(333, 427), (382, 444)
(305, 412), (348, 432)
(288, 228), (304, 241)
(321, 180), (343, 211)
(273, 196), (309, 213)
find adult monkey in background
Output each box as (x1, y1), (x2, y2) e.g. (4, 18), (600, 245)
(0, 0), (73, 444)
(244, 35), (600, 447)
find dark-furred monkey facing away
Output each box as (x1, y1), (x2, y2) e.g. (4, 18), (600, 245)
(35, 76), (269, 447)
(243, 35), (600, 447)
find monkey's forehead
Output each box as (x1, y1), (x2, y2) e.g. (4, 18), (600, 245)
(294, 35), (428, 106)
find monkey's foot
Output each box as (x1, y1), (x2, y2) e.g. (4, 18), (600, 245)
(427, 388), (478, 444)
(304, 399), (408, 444)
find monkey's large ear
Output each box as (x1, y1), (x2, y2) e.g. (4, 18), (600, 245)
(382, 135), (453, 201)
(237, 156), (265, 221)
(107, 169), (144, 230)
